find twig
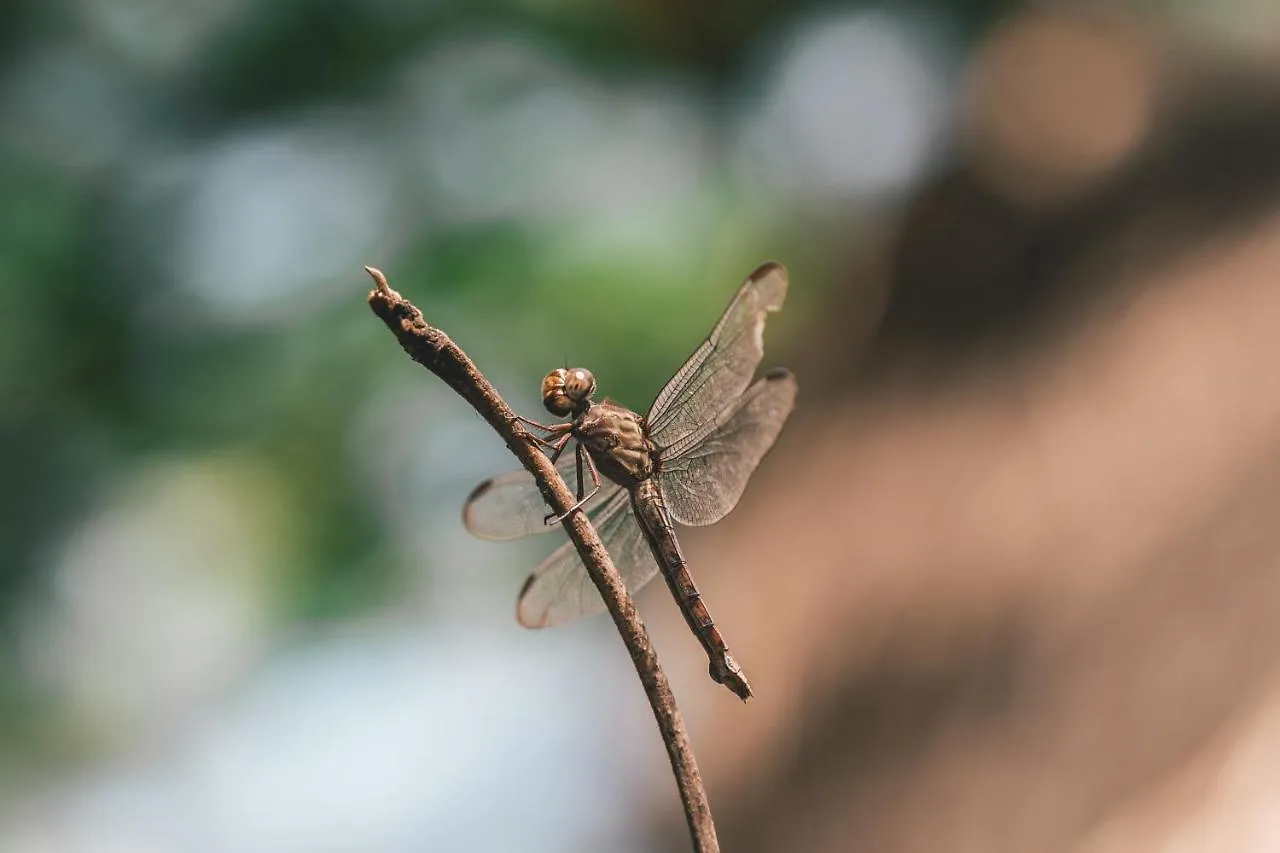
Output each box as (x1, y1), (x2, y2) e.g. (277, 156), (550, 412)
(364, 267), (720, 853)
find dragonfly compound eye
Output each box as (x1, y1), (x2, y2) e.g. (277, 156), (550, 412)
(564, 368), (596, 402)
(541, 368), (575, 417)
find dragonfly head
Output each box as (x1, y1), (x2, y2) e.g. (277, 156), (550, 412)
(541, 367), (596, 417)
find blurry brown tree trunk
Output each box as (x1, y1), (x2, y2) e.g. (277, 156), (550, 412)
(651, 15), (1280, 852)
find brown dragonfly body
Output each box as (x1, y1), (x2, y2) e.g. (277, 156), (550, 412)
(564, 395), (753, 697)
(464, 263), (797, 701)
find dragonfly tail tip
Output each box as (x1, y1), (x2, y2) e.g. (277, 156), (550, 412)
(712, 656), (753, 702)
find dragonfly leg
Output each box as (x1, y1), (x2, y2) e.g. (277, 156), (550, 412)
(511, 413), (563, 432)
(510, 416), (571, 451)
(547, 432), (573, 463)
(545, 444), (600, 524)
(574, 441), (585, 496)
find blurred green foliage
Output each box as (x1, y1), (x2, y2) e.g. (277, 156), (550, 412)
(0, 0), (1024, 766)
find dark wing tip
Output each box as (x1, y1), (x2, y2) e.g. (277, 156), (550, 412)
(466, 478), (494, 503)
(515, 573), (546, 629)
(461, 478), (494, 529)
(751, 260), (787, 281)
(747, 261), (788, 312)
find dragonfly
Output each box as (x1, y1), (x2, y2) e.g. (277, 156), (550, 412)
(463, 262), (797, 701)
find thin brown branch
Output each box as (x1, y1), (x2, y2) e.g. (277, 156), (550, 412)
(364, 266), (720, 853)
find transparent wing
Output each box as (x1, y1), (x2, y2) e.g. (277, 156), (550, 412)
(516, 489), (660, 628)
(463, 447), (620, 541)
(647, 262), (788, 450)
(660, 368), (797, 526)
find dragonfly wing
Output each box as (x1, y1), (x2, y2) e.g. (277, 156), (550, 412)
(660, 368), (797, 527)
(516, 489), (660, 628)
(647, 262), (788, 451)
(463, 449), (620, 541)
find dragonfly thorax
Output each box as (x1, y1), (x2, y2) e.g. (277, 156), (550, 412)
(542, 367), (596, 417)
(576, 400), (657, 487)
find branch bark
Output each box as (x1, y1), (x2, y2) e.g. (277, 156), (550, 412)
(364, 266), (719, 853)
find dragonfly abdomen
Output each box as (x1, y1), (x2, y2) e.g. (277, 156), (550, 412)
(629, 479), (753, 701)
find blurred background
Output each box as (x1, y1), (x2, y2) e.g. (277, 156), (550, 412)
(5, 0), (1280, 850)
